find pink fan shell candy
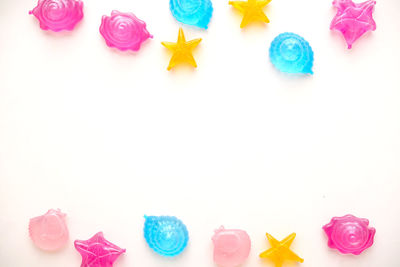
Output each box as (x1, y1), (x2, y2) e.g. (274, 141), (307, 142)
(323, 214), (376, 255)
(29, 209), (69, 251)
(100, 11), (153, 52)
(330, 0), (376, 49)
(212, 226), (251, 267)
(29, 0), (84, 32)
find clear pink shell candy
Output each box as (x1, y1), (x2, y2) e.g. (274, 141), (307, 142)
(100, 11), (153, 52)
(330, 0), (376, 49)
(323, 214), (376, 255)
(212, 226), (251, 267)
(29, 0), (84, 32)
(29, 209), (69, 251)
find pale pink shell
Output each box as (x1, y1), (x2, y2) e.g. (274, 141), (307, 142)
(212, 226), (251, 267)
(29, 0), (83, 32)
(29, 209), (69, 251)
(323, 214), (376, 255)
(100, 11), (153, 51)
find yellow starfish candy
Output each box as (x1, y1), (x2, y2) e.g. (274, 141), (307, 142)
(161, 28), (202, 71)
(229, 0), (272, 28)
(259, 233), (304, 267)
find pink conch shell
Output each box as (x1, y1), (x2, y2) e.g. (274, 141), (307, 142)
(212, 226), (251, 267)
(29, 209), (69, 251)
(330, 0), (376, 49)
(100, 10), (153, 52)
(29, 0), (84, 32)
(323, 214), (376, 255)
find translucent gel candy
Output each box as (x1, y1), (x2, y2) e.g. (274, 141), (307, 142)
(269, 32), (314, 75)
(100, 11), (153, 52)
(323, 214), (376, 255)
(29, 0), (83, 32)
(212, 226), (251, 267)
(74, 232), (126, 267)
(229, 0), (271, 28)
(330, 0), (376, 49)
(143, 215), (189, 257)
(170, 0), (213, 29)
(29, 209), (69, 251)
(259, 233), (304, 267)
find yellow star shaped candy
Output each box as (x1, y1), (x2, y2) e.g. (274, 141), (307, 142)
(161, 28), (202, 71)
(259, 233), (304, 267)
(229, 0), (271, 28)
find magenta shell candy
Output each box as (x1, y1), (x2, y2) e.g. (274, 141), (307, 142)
(323, 214), (376, 255)
(29, 209), (69, 251)
(75, 232), (126, 267)
(330, 0), (376, 49)
(100, 11), (153, 52)
(29, 0), (83, 32)
(212, 226), (251, 267)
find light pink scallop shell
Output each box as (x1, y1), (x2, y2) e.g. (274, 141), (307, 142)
(29, 209), (69, 251)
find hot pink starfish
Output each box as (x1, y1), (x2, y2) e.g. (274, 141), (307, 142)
(330, 0), (376, 49)
(74, 232), (126, 267)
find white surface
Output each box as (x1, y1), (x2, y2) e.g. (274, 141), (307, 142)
(0, 0), (400, 266)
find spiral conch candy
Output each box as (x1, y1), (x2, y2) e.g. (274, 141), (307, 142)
(170, 0), (213, 29)
(100, 11), (153, 52)
(143, 215), (189, 257)
(323, 214), (376, 255)
(29, 0), (83, 32)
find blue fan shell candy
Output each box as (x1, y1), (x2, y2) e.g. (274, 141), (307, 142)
(269, 32), (314, 75)
(144, 215), (189, 257)
(169, 0), (213, 29)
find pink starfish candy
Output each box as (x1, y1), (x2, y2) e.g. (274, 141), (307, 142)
(74, 232), (126, 267)
(330, 0), (376, 49)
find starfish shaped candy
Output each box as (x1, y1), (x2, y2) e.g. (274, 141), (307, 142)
(161, 28), (202, 70)
(330, 0), (376, 48)
(74, 232), (126, 267)
(229, 0), (272, 28)
(259, 233), (304, 267)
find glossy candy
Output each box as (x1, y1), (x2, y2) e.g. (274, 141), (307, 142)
(259, 233), (304, 267)
(161, 28), (202, 70)
(29, 0), (83, 32)
(74, 232), (126, 267)
(331, 0), (376, 49)
(323, 214), (376, 255)
(29, 209), (69, 251)
(229, 0), (271, 28)
(212, 226), (251, 267)
(144, 215), (189, 257)
(269, 32), (314, 75)
(100, 11), (153, 52)
(170, 0), (213, 29)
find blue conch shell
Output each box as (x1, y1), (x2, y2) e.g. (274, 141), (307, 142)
(269, 32), (314, 75)
(144, 215), (189, 257)
(170, 0), (213, 29)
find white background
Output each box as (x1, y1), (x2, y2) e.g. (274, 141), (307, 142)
(0, 0), (399, 266)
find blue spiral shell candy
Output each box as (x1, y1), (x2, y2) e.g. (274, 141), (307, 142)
(269, 33), (314, 74)
(170, 0), (213, 29)
(143, 215), (189, 257)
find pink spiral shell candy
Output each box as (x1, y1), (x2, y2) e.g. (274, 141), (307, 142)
(100, 11), (153, 52)
(29, 0), (83, 32)
(323, 214), (376, 255)
(29, 209), (69, 251)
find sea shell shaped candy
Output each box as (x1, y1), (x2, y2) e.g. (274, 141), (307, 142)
(29, 209), (69, 251)
(170, 0), (213, 29)
(212, 226), (251, 267)
(269, 32), (314, 75)
(323, 214), (376, 255)
(29, 0), (83, 32)
(144, 215), (189, 257)
(100, 11), (153, 52)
